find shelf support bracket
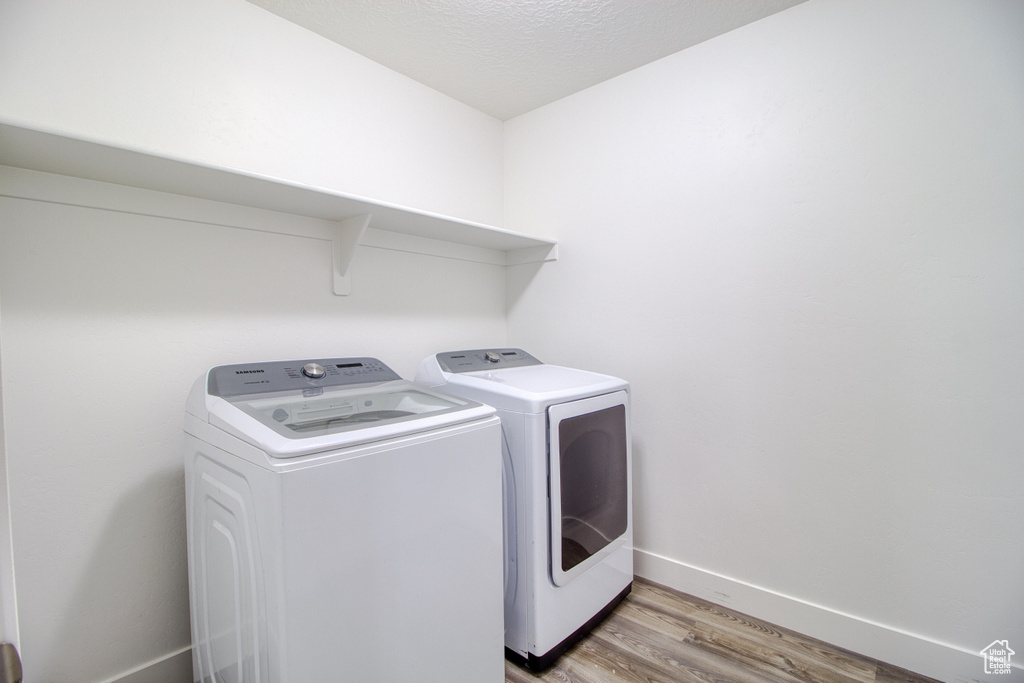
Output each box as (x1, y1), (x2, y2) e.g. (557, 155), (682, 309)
(332, 214), (372, 295)
(506, 243), (559, 265)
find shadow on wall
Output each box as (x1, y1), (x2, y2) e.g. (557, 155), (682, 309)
(628, 437), (652, 552)
(506, 261), (546, 313)
(42, 469), (191, 683)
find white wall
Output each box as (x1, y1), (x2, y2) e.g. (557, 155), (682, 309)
(0, 0), (503, 227)
(505, 0), (1024, 680)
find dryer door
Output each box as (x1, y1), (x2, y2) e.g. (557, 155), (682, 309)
(548, 390), (630, 587)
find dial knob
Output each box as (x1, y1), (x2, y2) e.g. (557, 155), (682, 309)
(485, 351), (501, 363)
(302, 362), (326, 379)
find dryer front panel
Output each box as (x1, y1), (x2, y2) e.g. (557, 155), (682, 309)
(547, 391), (630, 587)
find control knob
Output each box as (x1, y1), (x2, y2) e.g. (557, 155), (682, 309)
(485, 351), (501, 363)
(302, 362), (326, 379)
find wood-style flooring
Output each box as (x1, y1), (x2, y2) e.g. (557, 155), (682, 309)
(505, 578), (941, 683)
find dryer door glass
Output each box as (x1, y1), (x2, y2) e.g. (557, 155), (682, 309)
(548, 391), (630, 587)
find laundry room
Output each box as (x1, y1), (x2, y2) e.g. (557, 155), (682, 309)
(0, 1), (1022, 682)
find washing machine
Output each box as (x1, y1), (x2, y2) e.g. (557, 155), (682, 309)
(416, 348), (632, 670)
(183, 357), (505, 683)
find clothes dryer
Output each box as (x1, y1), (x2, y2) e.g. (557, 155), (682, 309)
(184, 357), (504, 683)
(416, 349), (632, 670)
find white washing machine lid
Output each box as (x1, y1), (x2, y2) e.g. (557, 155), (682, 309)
(422, 349), (628, 413)
(187, 357), (495, 457)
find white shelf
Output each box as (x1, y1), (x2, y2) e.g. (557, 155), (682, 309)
(0, 121), (557, 294)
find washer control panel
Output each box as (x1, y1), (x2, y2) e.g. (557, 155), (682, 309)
(436, 348), (542, 373)
(208, 357), (401, 397)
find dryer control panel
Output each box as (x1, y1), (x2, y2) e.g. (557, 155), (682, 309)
(208, 357), (400, 397)
(436, 348), (542, 373)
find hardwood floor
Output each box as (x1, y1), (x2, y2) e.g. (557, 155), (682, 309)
(504, 578), (941, 683)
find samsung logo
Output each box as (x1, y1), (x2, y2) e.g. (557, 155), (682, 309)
(235, 369), (265, 374)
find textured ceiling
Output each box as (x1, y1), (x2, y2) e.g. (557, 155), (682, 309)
(244, 0), (809, 120)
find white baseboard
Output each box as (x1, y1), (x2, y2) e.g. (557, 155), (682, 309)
(101, 645), (192, 683)
(634, 548), (1017, 683)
